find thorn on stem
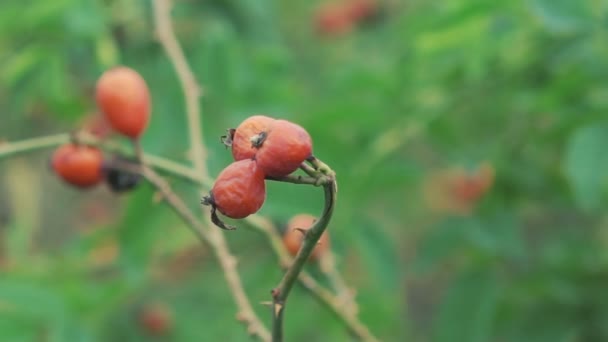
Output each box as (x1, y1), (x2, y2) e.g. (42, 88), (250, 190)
(274, 303), (283, 317)
(293, 227), (308, 236)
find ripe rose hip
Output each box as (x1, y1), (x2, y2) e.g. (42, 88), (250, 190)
(95, 66), (150, 139)
(51, 144), (104, 188)
(139, 303), (172, 336)
(283, 214), (330, 261)
(315, 3), (354, 36)
(208, 159), (266, 219)
(346, 0), (378, 22)
(230, 115), (276, 161)
(255, 119), (313, 178)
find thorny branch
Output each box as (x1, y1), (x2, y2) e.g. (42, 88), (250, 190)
(152, 0), (270, 340)
(0, 2), (380, 340)
(0, 134), (378, 341)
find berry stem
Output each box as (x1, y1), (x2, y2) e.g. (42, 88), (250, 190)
(270, 160), (338, 342)
(265, 174), (324, 186)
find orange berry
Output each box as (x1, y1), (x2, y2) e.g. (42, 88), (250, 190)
(210, 159), (266, 219)
(139, 303), (172, 336)
(315, 3), (354, 36)
(95, 66), (150, 139)
(51, 144), (104, 188)
(230, 115), (276, 161)
(255, 120), (313, 178)
(283, 214), (330, 261)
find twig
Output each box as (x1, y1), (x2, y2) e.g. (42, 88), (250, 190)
(0, 133), (203, 183)
(0, 134), (378, 340)
(319, 252), (359, 316)
(152, 0), (207, 178)
(271, 169), (338, 341)
(244, 214), (379, 342)
(152, 1), (270, 340)
(265, 174), (322, 186)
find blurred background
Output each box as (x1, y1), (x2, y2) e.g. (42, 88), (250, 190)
(1, 0), (608, 341)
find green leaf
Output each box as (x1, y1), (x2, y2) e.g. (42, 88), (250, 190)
(563, 122), (608, 211)
(528, 0), (594, 33)
(432, 268), (500, 342)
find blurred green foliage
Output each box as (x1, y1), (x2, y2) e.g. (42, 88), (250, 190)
(1, 0), (608, 341)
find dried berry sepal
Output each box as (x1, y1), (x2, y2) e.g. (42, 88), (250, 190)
(220, 128), (236, 148)
(201, 193), (237, 230)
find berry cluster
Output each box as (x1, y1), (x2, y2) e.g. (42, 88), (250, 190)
(51, 66), (149, 192)
(202, 115), (313, 229)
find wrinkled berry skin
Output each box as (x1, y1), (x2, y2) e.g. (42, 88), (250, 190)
(211, 159), (266, 219)
(96, 66), (150, 139)
(255, 120), (313, 178)
(231, 115), (276, 161)
(283, 214), (330, 261)
(139, 303), (172, 336)
(52, 144), (104, 188)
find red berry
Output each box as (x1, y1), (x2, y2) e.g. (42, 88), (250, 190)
(231, 115), (276, 161)
(283, 214), (330, 261)
(315, 3), (354, 36)
(210, 159), (266, 219)
(255, 120), (313, 178)
(95, 66), (150, 139)
(139, 303), (172, 336)
(346, 0), (378, 21)
(51, 144), (104, 188)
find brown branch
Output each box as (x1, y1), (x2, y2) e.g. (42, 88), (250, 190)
(152, 1), (270, 341)
(152, 0), (207, 178)
(0, 133), (376, 340)
(244, 214), (378, 341)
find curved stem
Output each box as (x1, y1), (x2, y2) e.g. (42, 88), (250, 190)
(271, 177), (337, 342)
(243, 214), (379, 342)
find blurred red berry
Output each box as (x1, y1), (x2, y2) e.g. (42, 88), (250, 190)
(51, 144), (104, 188)
(139, 303), (172, 336)
(96, 66), (150, 139)
(283, 214), (330, 261)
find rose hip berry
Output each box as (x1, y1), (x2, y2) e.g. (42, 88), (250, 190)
(255, 120), (313, 178)
(230, 115), (276, 161)
(51, 144), (104, 188)
(95, 66), (150, 139)
(203, 159), (266, 226)
(138, 303), (173, 336)
(283, 214), (330, 261)
(315, 3), (354, 36)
